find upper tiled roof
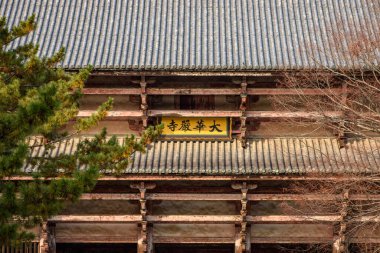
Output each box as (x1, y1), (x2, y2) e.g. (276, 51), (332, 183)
(24, 137), (380, 175)
(2, 0), (379, 71)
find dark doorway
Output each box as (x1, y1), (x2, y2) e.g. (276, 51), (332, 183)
(56, 243), (137, 253)
(155, 244), (234, 253)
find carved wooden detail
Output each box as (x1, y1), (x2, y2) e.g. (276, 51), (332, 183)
(232, 182), (257, 253)
(240, 78), (248, 147)
(131, 182), (156, 253)
(333, 189), (349, 253)
(140, 76), (148, 128)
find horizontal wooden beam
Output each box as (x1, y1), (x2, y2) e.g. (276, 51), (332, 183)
(248, 215), (340, 223)
(55, 236), (137, 243)
(147, 88), (241, 95)
(49, 215), (141, 223)
(247, 88), (344, 96)
(48, 215), (359, 224)
(77, 109), (341, 119)
(55, 235), (380, 244)
(82, 88), (141, 95)
(250, 237), (334, 244)
(147, 215), (241, 224)
(81, 87), (344, 96)
(77, 110), (143, 118)
(148, 110), (242, 117)
(246, 111), (342, 119)
(79, 193), (380, 201)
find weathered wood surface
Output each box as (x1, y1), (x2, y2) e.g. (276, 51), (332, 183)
(81, 87), (344, 96)
(77, 109), (342, 119)
(51, 214), (380, 224)
(78, 193), (380, 201)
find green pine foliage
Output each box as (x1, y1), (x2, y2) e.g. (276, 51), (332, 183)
(0, 16), (163, 244)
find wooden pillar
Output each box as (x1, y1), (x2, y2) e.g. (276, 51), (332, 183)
(140, 76), (148, 128)
(240, 78), (248, 148)
(232, 182), (257, 253)
(131, 182), (156, 253)
(39, 222), (55, 253)
(333, 189), (349, 253)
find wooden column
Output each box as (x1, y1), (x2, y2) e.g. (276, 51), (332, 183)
(333, 189), (349, 253)
(240, 77), (248, 148)
(39, 222), (55, 253)
(131, 182), (156, 253)
(140, 76), (148, 128)
(232, 182), (257, 253)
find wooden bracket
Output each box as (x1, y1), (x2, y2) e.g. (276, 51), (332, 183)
(240, 77), (248, 148)
(140, 76), (148, 129)
(333, 189), (350, 253)
(232, 182), (257, 253)
(131, 182), (156, 253)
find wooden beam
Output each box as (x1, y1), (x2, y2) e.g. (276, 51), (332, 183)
(247, 88), (345, 95)
(82, 87), (344, 96)
(82, 88), (141, 95)
(54, 236), (380, 244)
(248, 215), (341, 223)
(154, 237), (234, 244)
(147, 88), (241, 95)
(250, 237), (334, 244)
(78, 193), (380, 202)
(77, 110), (143, 118)
(246, 111), (342, 119)
(77, 110), (342, 119)
(49, 215), (142, 223)
(77, 109), (341, 119)
(147, 215), (242, 224)
(148, 110), (242, 117)
(55, 236), (137, 243)
(49, 215), (352, 224)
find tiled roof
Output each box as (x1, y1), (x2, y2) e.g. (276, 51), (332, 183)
(24, 137), (380, 175)
(2, 0), (378, 71)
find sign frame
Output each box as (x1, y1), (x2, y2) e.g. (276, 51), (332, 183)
(160, 117), (232, 140)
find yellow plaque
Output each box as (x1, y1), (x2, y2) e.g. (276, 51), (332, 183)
(161, 117), (230, 138)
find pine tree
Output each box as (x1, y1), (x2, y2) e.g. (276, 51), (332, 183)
(0, 15), (162, 244)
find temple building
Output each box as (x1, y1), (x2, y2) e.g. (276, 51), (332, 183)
(1, 0), (380, 252)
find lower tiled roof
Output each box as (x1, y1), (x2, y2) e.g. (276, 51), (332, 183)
(24, 137), (380, 175)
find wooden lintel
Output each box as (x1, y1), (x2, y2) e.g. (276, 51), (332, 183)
(78, 193), (380, 202)
(77, 109), (341, 119)
(82, 88), (141, 95)
(246, 111), (342, 119)
(247, 88), (345, 95)
(49, 215), (142, 223)
(148, 110), (242, 117)
(147, 88), (241, 95)
(53, 236), (380, 245)
(48, 215), (343, 224)
(154, 237), (234, 244)
(147, 215), (242, 224)
(81, 87), (344, 96)
(250, 237), (334, 244)
(77, 110), (143, 118)
(248, 215), (340, 223)
(55, 236), (138, 243)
